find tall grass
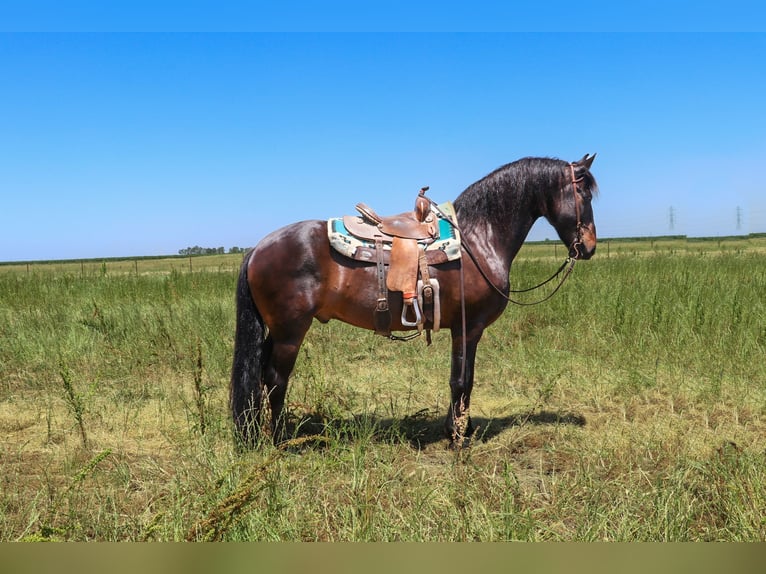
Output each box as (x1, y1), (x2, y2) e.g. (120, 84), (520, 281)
(1, 240), (764, 541)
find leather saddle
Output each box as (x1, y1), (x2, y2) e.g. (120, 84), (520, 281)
(342, 187), (442, 339)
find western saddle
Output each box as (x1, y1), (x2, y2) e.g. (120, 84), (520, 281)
(343, 187), (443, 340)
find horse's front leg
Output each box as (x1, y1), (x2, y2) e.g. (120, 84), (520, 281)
(445, 325), (483, 446)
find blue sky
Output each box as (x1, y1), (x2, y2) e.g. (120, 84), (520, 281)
(1, 10), (765, 261)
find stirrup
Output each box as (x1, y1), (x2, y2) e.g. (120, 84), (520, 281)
(400, 298), (422, 328)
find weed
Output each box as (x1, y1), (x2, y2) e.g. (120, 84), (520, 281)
(191, 339), (207, 435)
(59, 361), (89, 450)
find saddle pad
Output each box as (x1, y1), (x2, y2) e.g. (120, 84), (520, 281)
(327, 201), (461, 263)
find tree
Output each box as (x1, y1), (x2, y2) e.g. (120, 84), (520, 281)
(179, 246), (244, 256)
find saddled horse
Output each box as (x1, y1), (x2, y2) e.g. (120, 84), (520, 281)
(231, 155), (598, 446)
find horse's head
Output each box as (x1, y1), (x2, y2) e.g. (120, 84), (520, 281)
(548, 154), (598, 260)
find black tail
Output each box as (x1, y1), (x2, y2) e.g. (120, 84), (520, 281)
(230, 250), (267, 446)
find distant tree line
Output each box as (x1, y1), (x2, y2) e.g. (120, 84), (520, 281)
(178, 246), (247, 256)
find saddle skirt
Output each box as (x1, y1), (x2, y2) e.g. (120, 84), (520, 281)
(327, 201), (461, 265)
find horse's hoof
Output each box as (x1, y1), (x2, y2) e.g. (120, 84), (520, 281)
(447, 438), (470, 451)
(444, 415), (475, 447)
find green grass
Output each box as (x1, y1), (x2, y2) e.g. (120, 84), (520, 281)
(1, 237), (765, 541)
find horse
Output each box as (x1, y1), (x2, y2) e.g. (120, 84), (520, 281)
(230, 154), (598, 447)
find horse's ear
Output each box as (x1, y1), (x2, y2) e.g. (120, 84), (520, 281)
(575, 153), (596, 170)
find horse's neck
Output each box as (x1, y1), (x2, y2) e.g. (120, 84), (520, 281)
(461, 210), (539, 279)
(456, 174), (552, 279)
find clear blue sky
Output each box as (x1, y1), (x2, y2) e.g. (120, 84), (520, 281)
(1, 6), (765, 261)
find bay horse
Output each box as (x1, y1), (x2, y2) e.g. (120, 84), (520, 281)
(231, 155), (598, 446)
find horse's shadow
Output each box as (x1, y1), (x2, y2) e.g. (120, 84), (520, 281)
(284, 408), (586, 450)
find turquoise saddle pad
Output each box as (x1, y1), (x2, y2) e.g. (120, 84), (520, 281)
(327, 201), (461, 263)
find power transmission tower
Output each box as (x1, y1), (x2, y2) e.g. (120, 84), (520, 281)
(668, 206), (675, 231)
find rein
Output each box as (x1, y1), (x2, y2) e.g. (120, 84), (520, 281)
(462, 234), (578, 306)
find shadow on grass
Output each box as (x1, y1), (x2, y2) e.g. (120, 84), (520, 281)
(283, 408), (586, 451)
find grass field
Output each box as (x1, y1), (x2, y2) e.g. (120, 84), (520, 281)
(1, 236), (765, 541)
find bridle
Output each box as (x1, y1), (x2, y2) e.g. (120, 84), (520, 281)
(568, 162), (586, 261)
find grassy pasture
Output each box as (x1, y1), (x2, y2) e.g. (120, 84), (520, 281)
(1, 236), (765, 541)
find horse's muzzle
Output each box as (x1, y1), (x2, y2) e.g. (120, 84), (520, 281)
(571, 223), (597, 260)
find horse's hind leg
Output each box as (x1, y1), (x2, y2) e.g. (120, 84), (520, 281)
(262, 322), (311, 443)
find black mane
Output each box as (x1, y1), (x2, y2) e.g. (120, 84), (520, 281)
(453, 157), (596, 227)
